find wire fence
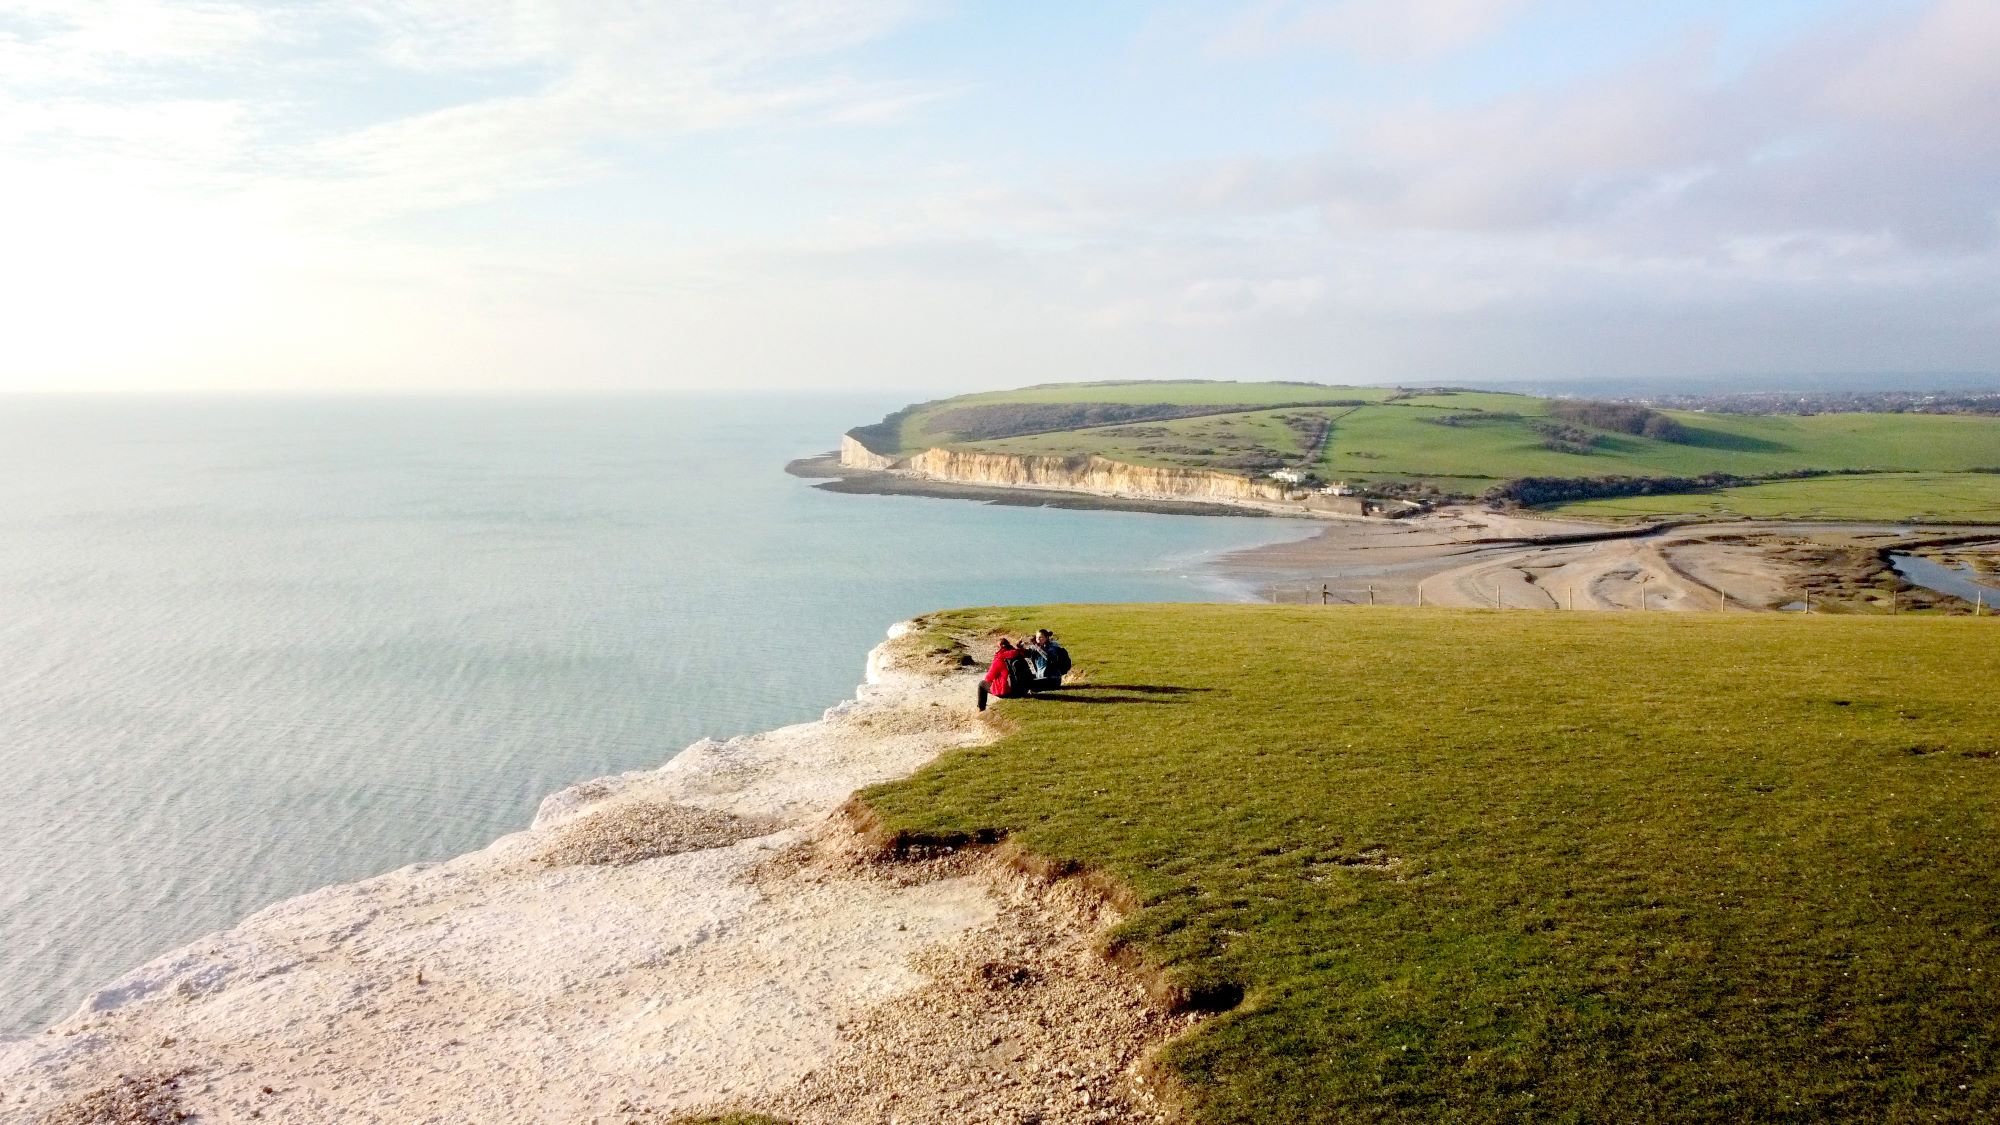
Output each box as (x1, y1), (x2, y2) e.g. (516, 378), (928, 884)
(1262, 582), (1989, 614)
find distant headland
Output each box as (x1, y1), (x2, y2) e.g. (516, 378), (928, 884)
(802, 379), (2000, 525)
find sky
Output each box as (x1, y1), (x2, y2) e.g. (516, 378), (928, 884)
(1, 0), (1996, 393)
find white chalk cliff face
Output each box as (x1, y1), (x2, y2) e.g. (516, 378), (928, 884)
(0, 627), (996, 1124)
(841, 436), (1296, 505)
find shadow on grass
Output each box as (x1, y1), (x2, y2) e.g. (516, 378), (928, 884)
(1026, 683), (1211, 705)
(1673, 426), (1795, 453)
(1029, 692), (1181, 705)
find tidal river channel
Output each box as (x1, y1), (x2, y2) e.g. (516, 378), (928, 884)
(1891, 553), (2000, 606)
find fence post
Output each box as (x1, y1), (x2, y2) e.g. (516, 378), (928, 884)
(1368, 585), (1375, 606)
(1321, 584), (1329, 606)
(1492, 586), (1501, 611)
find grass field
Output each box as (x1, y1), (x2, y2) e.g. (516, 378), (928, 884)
(968, 406), (1339, 472)
(1319, 404), (2000, 483)
(864, 606), (2000, 1124)
(848, 382), (2000, 518)
(1551, 472), (2000, 523)
(941, 381), (1401, 408)
(884, 381), (1389, 453)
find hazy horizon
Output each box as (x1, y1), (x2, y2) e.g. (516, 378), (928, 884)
(5, 1), (1998, 394)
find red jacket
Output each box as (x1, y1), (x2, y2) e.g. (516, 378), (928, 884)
(984, 647), (1021, 696)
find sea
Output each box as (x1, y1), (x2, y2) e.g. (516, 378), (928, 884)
(0, 394), (1310, 1038)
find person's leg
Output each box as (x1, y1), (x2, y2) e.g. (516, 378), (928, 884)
(977, 681), (989, 711)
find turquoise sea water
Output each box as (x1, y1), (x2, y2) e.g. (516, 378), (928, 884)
(0, 395), (1307, 1038)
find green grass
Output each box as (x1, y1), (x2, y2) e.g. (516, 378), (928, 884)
(953, 380), (1400, 407)
(863, 605), (2000, 1124)
(968, 406), (1331, 471)
(884, 381), (1395, 451)
(1550, 472), (2000, 523)
(1386, 391), (1554, 413)
(1317, 405), (2000, 484)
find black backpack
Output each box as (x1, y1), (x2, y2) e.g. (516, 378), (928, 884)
(1043, 643), (1072, 680)
(1004, 653), (1036, 697)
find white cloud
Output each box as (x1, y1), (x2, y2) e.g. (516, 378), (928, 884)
(1819, 0), (2000, 128)
(746, 0), (2000, 384)
(0, 0), (947, 388)
(0, 0), (273, 83)
(1212, 0), (1531, 61)
(0, 0), (1994, 392)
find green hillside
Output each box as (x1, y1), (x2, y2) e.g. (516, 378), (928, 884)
(1553, 471), (2000, 522)
(845, 381), (2000, 520)
(865, 605), (2000, 1125)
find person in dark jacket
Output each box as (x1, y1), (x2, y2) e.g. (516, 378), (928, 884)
(1029, 628), (1071, 691)
(977, 638), (1023, 711)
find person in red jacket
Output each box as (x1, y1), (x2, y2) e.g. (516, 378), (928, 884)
(977, 638), (1023, 712)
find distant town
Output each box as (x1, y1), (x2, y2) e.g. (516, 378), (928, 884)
(1616, 389), (2000, 416)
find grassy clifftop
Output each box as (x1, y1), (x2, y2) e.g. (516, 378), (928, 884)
(845, 381), (2000, 520)
(862, 605), (2000, 1124)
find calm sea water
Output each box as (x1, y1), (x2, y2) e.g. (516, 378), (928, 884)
(0, 395), (1307, 1038)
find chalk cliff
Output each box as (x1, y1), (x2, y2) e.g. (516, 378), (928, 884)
(840, 434), (901, 472)
(0, 626), (1195, 1123)
(840, 434), (1394, 517)
(907, 448), (1295, 503)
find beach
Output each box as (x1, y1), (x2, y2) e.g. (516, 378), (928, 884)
(1217, 509), (2000, 612)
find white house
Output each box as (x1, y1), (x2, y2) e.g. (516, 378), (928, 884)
(1318, 480), (1354, 496)
(1269, 468), (1307, 485)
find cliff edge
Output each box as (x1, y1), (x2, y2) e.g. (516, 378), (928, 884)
(839, 433), (1402, 519)
(0, 626), (1191, 1124)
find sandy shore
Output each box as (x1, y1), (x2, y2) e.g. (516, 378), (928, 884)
(1220, 508), (2000, 612)
(1, 627), (1188, 1125)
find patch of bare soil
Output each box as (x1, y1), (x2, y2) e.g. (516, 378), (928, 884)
(36, 1070), (192, 1125)
(533, 800), (781, 868)
(671, 844), (1200, 1125)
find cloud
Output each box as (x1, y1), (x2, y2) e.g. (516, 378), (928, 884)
(1818, 0), (2000, 128)
(1, 0), (1995, 392)
(2, 0), (945, 223)
(1212, 0), (1531, 61)
(1166, 3), (2000, 262)
(0, 1), (273, 85)
(0, 0), (946, 387)
(752, 0), (1999, 385)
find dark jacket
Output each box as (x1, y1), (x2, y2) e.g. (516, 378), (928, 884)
(1040, 640), (1071, 680)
